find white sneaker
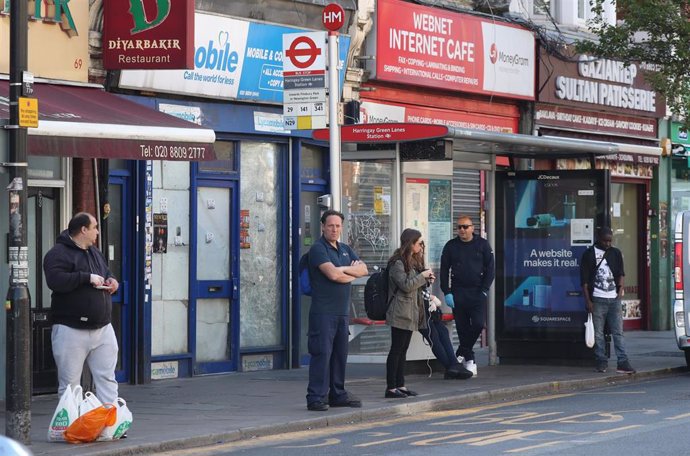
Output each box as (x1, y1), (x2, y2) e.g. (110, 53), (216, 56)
(463, 360), (477, 377)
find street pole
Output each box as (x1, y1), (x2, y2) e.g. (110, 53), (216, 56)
(488, 155), (497, 366)
(5, 0), (32, 444)
(328, 30), (341, 212)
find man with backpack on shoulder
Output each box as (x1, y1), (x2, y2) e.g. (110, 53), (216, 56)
(306, 209), (368, 412)
(440, 215), (495, 377)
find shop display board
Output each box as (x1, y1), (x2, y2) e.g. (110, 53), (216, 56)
(403, 177), (452, 267)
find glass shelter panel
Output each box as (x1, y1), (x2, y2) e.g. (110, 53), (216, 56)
(343, 160), (395, 356)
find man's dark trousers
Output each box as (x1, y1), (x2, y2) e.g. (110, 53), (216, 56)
(420, 318), (456, 369)
(452, 288), (486, 362)
(306, 313), (349, 405)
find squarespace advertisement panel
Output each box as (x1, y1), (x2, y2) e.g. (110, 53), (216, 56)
(496, 170), (609, 339)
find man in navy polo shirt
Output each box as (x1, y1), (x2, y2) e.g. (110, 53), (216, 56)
(306, 209), (368, 411)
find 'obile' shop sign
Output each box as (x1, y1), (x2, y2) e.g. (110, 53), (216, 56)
(119, 13), (350, 105)
(368, 0), (535, 99)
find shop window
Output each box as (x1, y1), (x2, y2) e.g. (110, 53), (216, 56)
(300, 144), (325, 181)
(109, 159), (128, 171)
(239, 141), (283, 348)
(671, 158), (690, 236)
(199, 141), (236, 174)
(28, 156), (62, 180)
(611, 183), (641, 321)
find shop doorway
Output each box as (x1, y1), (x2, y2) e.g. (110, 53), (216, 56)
(298, 186), (327, 365)
(191, 180), (238, 374)
(28, 187), (60, 394)
(106, 174), (133, 382)
(611, 182), (646, 330)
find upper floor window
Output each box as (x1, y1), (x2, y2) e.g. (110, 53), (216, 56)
(534, 0), (551, 16)
(577, 0), (587, 20)
(510, 0), (552, 18)
(509, 0), (615, 26)
(555, 0), (616, 28)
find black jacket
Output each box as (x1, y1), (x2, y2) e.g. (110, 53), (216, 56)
(440, 234), (495, 294)
(43, 230), (115, 329)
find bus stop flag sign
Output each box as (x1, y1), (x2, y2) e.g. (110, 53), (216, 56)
(282, 31), (327, 130)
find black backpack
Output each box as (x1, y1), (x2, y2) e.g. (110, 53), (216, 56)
(299, 252), (312, 296)
(364, 266), (394, 320)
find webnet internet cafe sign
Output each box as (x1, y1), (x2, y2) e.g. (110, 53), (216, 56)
(103, 0), (194, 69)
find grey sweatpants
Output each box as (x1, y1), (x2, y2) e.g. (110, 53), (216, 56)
(51, 323), (119, 404)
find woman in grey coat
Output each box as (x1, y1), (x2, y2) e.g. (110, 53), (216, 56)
(385, 228), (435, 398)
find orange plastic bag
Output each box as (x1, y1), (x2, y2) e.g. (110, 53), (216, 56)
(64, 404), (117, 443)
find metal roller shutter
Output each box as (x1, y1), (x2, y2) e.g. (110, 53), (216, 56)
(452, 168), (481, 225)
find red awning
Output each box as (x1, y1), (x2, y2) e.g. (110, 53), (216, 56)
(0, 81), (216, 161)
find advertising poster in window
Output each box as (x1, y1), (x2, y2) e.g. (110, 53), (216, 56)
(153, 213), (168, 253)
(404, 177), (452, 268)
(496, 170), (609, 336)
(404, 178), (429, 234)
(428, 179), (452, 267)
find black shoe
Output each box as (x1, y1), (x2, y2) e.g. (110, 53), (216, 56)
(616, 360), (636, 374)
(398, 388), (418, 397)
(307, 400), (329, 411)
(329, 394), (362, 408)
(444, 365), (473, 380)
(385, 388), (407, 398)
(596, 361), (608, 373)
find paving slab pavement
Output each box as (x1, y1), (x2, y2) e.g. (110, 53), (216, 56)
(1, 330), (687, 456)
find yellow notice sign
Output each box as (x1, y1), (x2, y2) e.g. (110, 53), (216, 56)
(296, 116), (312, 130)
(18, 97), (38, 128)
(374, 186), (384, 214)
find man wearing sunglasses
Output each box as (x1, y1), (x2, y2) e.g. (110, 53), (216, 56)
(439, 215), (495, 376)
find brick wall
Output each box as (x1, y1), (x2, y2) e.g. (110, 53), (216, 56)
(72, 158), (97, 216)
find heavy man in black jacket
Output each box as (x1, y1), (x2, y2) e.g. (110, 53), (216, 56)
(580, 226), (635, 374)
(440, 215), (495, 377)
(43, 212), (120, 403)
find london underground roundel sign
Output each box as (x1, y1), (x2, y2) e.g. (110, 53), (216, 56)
(285, 36), (322, 70)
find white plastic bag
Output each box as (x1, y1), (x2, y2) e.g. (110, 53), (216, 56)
(98, 398), (133, 441)
(79, 391), (103, 416)
(585, 313), (595, 348)
(47, 385), (83, 442)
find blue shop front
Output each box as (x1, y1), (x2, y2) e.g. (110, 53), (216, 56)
(110, 11), (349, 380)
